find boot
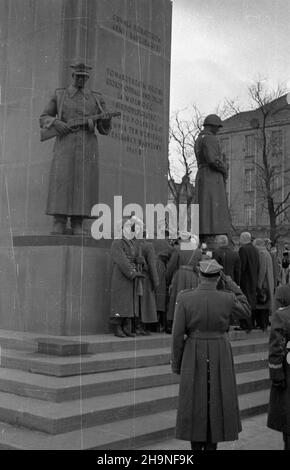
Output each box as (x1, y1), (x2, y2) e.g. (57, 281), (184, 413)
(111, 318), (126, 338)
(51, 215), (67, 235)
(71, 216), (84, 235)
(142, 323), (151, 335)
(122, 318), (136, 337)
(134, 318), (147, 336)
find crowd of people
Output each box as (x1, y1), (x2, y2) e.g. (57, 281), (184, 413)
(109, 222), (290, 450)
(109, 220), (290, 337)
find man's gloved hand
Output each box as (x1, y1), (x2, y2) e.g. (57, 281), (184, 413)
(54, 119), (71, 135)
(136, 255), (146, 265)
(272, 379), (287, 390)
(135, 272), (146, 279)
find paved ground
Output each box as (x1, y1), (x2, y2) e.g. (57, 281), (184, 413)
(140, 414), (283, 450)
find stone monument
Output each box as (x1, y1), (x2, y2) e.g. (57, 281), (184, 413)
(0, 0), (172, 334)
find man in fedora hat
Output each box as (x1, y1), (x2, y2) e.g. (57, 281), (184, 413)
(171, 259), (251, 450)
(40, 62), (112, 235)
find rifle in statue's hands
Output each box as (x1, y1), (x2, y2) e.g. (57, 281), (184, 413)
(40, 111), (121, 142)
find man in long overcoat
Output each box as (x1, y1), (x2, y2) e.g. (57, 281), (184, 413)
(171, 259), (251, 450)
(238, 232), (260, 329)
(267, 304), (290, 449)
(40, 63), (112, 234)
(110, 218), (145, 337)
(194, 114), (231, 237)
(213, 235), (240, 284)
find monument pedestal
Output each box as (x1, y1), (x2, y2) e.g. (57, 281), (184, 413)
(0, 236), (112, 335)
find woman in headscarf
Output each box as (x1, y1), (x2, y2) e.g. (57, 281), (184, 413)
(253, 238), (275, 331)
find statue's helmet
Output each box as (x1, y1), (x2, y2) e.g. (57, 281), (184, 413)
(203, 114), (223, 127)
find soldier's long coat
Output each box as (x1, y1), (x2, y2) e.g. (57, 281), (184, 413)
(136, 240), (159, 323)
(110, 239), (138, 319)
(171, 284), (251, 443)
(40, 85), (111, 217)
(267, 306), (290, 435)
(194, 130), (231, 236)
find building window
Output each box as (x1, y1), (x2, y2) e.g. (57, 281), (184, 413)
(245, 134), (255, 158)
(245, 204), (255, 226)
(244, 168), (255, 191)
(271, 130), (283, 160)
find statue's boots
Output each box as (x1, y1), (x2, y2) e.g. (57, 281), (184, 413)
(71, 216), (84, 235)
(52, 215), (67, 235)
(122, 318), (136, 337)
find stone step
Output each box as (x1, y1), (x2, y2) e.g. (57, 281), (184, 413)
(0, 365), (270, 436)
(0, 390), (270, 449)
(0, 364), (269, 402)
(0, 329), (268, 355)
(0, 339), (268, 377)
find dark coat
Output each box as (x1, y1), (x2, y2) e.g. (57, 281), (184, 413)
(239, 242), (260, 309)
(135, 240), (159, 323)
(267, 306), (290, 435)
(255, 247), (274, 313)
(155, 241), (173, 312)
(171, 283), (251, 443)
(194, 130), (231, 236)
(213, 246), (241, 284)
(110, 239), (138, 319)
(167, 248), (202, 322)
(40, 85), (111, 217)
(275, 284), (290, 309)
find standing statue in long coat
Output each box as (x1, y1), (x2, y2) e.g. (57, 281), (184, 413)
(171, 259), (251, 450)
(40, 63), (112, 235)
(194, 114), (231, 237)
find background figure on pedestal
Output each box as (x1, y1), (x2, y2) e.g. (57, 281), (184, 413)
(253, 238), (274, 331)
(194, 114), (231, 240)
(281, 248), (290, 285)
(40, 63), (112, 235)
(166, 234), (203, 333)
(109, 218), (145, 338)
(134, 230), (159, 336)
(238, 231), (260, 330)
(155, 231), (175, 332)
(171, 259), (251, 451)
(213, 235), (241, 285)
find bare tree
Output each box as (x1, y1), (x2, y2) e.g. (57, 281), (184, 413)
(168, 106), (202, 226)
(248, 78), (290, 242)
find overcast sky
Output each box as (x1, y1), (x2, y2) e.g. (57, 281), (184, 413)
(170, 0), (290, 116)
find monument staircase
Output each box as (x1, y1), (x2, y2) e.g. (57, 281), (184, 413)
(0, 328), (270, 450)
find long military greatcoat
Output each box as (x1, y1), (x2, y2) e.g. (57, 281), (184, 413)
(194, 130), (231, 236)
(110, 239), (138, 319)
(171, 283), (251, 443)
(267, 306), (290, 435)
(40, 85), (111, 217)
(136, 240), (159, 323)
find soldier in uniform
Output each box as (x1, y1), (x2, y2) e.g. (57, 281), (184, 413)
(194, 114), (231, 238)
(267, 304), (290, 449)
(171, 259), (251, 450)
(40, 63), (112, 234)
(109, 217), (145, 338)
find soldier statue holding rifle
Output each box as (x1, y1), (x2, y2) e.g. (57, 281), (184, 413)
(40, 63), (120, 235)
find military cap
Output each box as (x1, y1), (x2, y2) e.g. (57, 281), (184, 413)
(70, 63), (92, 76)
(203, 114), (223, 127)
(199, 259), (223, 276)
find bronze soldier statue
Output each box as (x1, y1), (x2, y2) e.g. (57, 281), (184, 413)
(194, 114), (231, 240)
(40, 63), (114, 235)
